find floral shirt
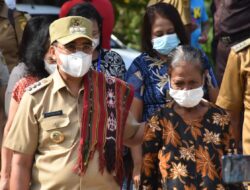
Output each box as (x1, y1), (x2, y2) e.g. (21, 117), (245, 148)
(92, 48), (126, 80)
(140, 101), (235, 190)
(12, 75), (38, 103)
(126, 52), (218, 122)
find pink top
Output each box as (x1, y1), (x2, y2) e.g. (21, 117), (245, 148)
(12, 75), (38, 103)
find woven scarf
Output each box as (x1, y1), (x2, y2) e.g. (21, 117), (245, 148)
(74, 70), (134, 185)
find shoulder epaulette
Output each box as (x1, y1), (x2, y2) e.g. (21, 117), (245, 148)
(26, 77), (52, 95)
(231, 38), (250, 53)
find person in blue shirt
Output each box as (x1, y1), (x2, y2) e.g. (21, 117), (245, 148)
(190, 0), (209, 49)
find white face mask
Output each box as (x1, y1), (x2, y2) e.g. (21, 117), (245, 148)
(169, 85), (204, 108)
(93, 37), (100, 49)
(57, 50), (92, 77)
(44, 60), (57, 74)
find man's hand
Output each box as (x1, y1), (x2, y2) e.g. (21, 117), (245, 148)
(0, 177), (10, 190)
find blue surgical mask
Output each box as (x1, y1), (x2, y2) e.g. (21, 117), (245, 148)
(152, 33), (180, 55)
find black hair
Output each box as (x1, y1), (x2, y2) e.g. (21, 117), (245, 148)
(141, 3), (189, 57)
(0, 0), (4, 8)
(19, 16), (55, 78)
(67, 2), (103, 50)
(167, 45), (206, 76)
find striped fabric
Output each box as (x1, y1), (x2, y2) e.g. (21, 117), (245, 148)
(74, 70), (134, 185)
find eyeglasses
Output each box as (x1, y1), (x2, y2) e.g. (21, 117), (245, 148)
(65, 42), (94, 54)
(56, 42), (94, 54)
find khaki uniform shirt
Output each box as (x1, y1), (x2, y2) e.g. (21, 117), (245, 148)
(4, 69), (136, 190)
(0, 4), (27, 72)
(216, 38), (250, 154)
(147, 0), (191, 25)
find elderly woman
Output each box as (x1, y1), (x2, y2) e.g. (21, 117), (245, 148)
(140, 45), (242, 190)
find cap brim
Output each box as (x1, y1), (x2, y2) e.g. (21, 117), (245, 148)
(57, 33), (93, 45)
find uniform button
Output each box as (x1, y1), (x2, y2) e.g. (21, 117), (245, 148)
(50, 131), (65, 143)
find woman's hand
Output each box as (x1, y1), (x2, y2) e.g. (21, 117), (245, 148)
(133, 165), (141, 190)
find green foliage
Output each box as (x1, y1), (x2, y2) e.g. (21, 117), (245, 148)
(112, 1), (147, 50)
(201, 0), (214, 65)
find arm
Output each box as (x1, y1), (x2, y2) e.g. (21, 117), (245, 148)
(198, 21), (209, 44)
(227, 110), (241, 148)
(199, 2), (209, 44)
(124, 57), (144, 185)
(140, 115), (163, 189)
(0, 98), (19, 189)
(122, 98), (144, 187)
(3, 93), (39, 190)
(123, 111), (145, 147)
(216, 50), (243, 148)
(206, 70), (219, 103)
(10, 152), (33, 190)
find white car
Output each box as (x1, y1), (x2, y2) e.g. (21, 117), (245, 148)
(110, 34), (140, 70)
(16, 3), (140, 70)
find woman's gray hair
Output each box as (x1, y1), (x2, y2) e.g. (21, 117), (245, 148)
(167, 45), (206, 75)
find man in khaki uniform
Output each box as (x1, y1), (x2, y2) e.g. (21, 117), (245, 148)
(216, 38), (250, 155)
(148, 0), (192, 36)
(0, 0), (27, 72)
(4, 16), (143, 190)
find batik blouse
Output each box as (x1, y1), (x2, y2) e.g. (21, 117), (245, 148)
(140, 101), (235, 190)
(125, 52), (218, 121)
(92, 48), (126, 80)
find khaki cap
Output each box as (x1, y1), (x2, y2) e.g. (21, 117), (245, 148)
(49, 16), (93, 45)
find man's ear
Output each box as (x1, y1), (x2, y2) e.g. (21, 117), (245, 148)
(49, 46), (57, 61)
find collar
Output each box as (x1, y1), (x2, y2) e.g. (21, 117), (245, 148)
(52, 68), (84, 94)
(0, 4), (8, 18)
(52, 69), (67, 94)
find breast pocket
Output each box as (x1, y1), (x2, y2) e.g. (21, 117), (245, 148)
(39, 115), (79, 150)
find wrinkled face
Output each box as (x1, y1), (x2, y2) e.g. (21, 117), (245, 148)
(151, 13), (175, 40)
(170, 61), (204, 90)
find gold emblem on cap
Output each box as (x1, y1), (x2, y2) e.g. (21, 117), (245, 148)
(50, 131), (65, 144)
(69, 18), (86, 34)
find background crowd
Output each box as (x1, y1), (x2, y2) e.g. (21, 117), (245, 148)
(0, 0), (250, 190)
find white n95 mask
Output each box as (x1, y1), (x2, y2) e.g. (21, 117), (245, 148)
(169, 85), (204, 108)
(57, 51), (92, 77)
(44, 60), (57, 74)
